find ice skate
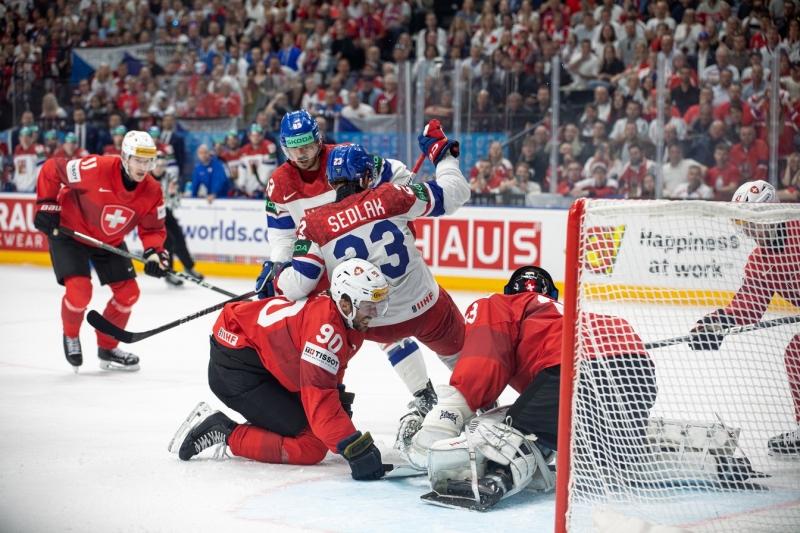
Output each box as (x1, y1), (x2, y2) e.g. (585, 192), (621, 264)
(768, 429), (800, 458)
(63, 334), (82, 373)
(422, 468), (513, 512)
(98, 346), (140, 371)
(164, 273), (184, 287)
(169, 402), (238, 461)
(183, 267), (204, 281)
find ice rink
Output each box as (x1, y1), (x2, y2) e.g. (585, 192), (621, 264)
(2, 264), (799, 533)
(0, 265), (542, 533)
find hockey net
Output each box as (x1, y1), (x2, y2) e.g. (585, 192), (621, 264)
(555, 199), (800, 533)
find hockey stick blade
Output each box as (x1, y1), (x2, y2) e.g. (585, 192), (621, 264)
(382, 464), (427, 480)
(87, 290), (257, 343)
(57, 227), (238, 298)
(645, 315), (800, 350)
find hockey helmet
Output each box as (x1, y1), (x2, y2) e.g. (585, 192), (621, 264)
(330, 258), (389, 329)
(731, 180), (778, 204)
(121, 130), (158, 174)
(504, 266), (559, 300)
(326, 144), (375, 185)
(279, 110), (322, 162)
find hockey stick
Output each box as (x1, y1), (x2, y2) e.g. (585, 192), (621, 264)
(57, 227), (238, 298)
(404, 154), (426, 186)
(86, 290), (257, 343)
(644, 315), (800, 350)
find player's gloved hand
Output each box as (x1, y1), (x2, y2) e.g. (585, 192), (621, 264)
(33, 199), (61, 235)
(689, 309), (736, 351)
(143, 247), (170, 278)
(255, 260), (288, 300)
(337, 431), (386, 481)
(418, 119), (460, 165)
(407, 379), (438, 416)
(338, 384), (355, 419)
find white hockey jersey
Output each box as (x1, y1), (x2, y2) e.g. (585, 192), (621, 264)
(237, 140), (278, 196)
(266, 145), (413, 263)
(277, 154), (470, 327)
(13, 143), (48, 192)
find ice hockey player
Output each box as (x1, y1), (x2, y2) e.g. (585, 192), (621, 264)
(236, 123), (278, 197)
(170, 258), (391, 481)
(33, 131), (170, 372)
(150, 151), (204, 288)
(690, 180), (800, 457)
(256, 111), (446, 414)
(267, 125), (469, 395)
(52, 133), (91, 161)
(397, 266), (658, 510)
(147, 126), (180, 183)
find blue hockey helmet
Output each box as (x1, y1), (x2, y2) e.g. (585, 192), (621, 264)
(280, 110), (323, 163)
(327, 144), (375, 185)
(504, 266), (559, 300)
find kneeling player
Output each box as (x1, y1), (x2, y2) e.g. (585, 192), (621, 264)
(170, 259), (391, 481)
(399, 266), (658, 510)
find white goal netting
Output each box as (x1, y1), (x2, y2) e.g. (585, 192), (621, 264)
(560, 199), (800, 533)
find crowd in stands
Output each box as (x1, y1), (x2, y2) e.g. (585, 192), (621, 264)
(1, 0), (799, 203)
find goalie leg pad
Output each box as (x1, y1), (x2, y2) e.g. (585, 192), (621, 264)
(414, 385), (474, 448)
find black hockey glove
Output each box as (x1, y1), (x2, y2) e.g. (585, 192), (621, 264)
(34, 199), (61, 235)
(338, 384), (355, 419)
(255, 260), (288, 300)
(143, 247), (170, 278)
(689, 309), (736, 351)
(337, 431), (386, 481)
(408, 379), (438, 416)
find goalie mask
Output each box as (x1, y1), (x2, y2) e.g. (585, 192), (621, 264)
(730, 180), (785, 247)
(504, 266), (558, 300)
(330, 258), (390, 329)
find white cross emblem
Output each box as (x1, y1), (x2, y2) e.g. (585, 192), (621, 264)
(104, 209), (128, 229)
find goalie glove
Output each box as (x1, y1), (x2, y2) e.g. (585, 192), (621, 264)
(689, 309), (736, 351)
(337, 431), (386, 481)
(143, 247), (170, 278)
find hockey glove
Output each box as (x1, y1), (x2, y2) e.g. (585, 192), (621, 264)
(143, 247), (170, 278)
(338, 384), (355, 419)
(408, 379), (438, 416)
(254, 260), (288, 300)
(337, 431), (386, 481)
(33, 199), (61, 235)
(689, 309), (736, 351)
(418, 119), (460, 165)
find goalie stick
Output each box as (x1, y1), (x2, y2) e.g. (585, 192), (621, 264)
(87, 290), (257, 343)
(644, 315), (800, 350)
(56, 227), (239, 298)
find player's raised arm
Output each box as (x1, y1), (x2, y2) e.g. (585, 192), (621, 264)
(413, 119), (471, 217)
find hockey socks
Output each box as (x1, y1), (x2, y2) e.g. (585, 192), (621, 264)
(96, 280), (139, 350)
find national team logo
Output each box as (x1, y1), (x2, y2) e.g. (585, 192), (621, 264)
(354, 266), (364, 275)
(100, 205), (135, 236)
(584, 225), (626, 275)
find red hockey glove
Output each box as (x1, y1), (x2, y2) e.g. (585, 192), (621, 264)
(418, 119), (460, 165)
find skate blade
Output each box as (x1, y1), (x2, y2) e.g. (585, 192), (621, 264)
(168, 402), (213, 453)
(98, 360), (140, 372)
(420, 490), (491, 512)
(72, 366), (80, 374)
(767, 449), (800, 460)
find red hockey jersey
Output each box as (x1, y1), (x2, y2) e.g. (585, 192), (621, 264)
(451, 292), (648, 411)
(726, 219), (800, 323)
(52, 146), (91, 161)
(211, 294), (366, 452)
(36, 155), (166, 251)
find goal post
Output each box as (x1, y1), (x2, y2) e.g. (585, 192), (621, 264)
(555, 198), (800, 533)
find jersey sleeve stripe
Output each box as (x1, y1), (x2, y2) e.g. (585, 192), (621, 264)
(425, 181), (446, 217)
(378, 160), (393, 185)
(267, 214), (296, 230)
(291, 257), (324, 280)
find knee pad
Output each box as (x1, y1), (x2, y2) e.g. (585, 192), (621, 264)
(109, 279), (140, 307)
(64, 276), (93, 309)
(289, 428), (329, 465)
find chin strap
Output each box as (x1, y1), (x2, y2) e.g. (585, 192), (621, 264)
(335, 299), (356, 329)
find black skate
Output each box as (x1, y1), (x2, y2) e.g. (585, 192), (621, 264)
(170, 402), (238, 461)
(164, 273), (184, 287)
(768, 430), (800, 458)
(63, 334), (83, 373)
(98, 346), (140, 372)
(183, 267), (204, 281)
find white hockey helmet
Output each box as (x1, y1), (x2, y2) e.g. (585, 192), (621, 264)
(121, 130), (158, 174)
(330, 258), (389, 328)
(731, 180), (778, 203)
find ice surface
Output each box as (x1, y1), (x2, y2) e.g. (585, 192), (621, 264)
(0, 265), (544, 533)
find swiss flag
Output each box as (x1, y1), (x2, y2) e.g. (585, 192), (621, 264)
(101, 205), (135, 236)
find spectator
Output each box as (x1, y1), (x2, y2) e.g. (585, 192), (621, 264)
(469, 158), (498, 194)
(218, 130), (242, 184)
(779, 153), (800, 202)
(314, 89), (343, 127)
(610, 101), (649, 140)
(42, 130), (59, 156)
(673, 165), (714, 199)
(102, 126), (127, 156)
(571, 162), (620, 198)
(701, 47), (740, 88)
(649, 101), (689, 142)
(66, 108), (100, 155)
(568, 39), (601, 90)
(674, 9), (703, 55)
(671, 66), (701, 116)
(715, 84), (754, 127)
(618, 143), (656, 197)
(688, 32), (714, 75)
(11, 127), (47, 192)
(52, 133), (90, 161)
(690, 119), (729, 168)
(416, 11), (447, 59)
(687, 103), (715, 140)
(743, 64), (769, 101)
(706, 142), (742, 200)
(663, 141), (704, 197)
(558, 162), (586, 196)
(729, 125), (769, 182)
(615, 122), (655, 166)
(618, 19), (645, 66)
(498, 161), (542, 197)
(40, 92), (68, 120)
(190, 144), (231, 203)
